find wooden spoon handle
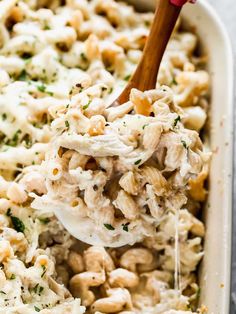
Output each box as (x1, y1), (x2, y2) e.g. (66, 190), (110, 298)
(131, 0), (181, 91)
(114, 0), (183, 105)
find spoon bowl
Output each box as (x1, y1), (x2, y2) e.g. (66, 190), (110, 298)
(50, 0), (196, 247)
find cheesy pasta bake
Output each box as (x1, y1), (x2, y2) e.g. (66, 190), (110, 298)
(0, 0), (210, 313)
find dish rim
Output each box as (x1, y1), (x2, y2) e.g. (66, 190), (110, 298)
(197, 0), (234, 312)
(127, 0), (234, 312)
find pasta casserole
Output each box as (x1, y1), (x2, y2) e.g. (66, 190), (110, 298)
(0, 0), (210, 313)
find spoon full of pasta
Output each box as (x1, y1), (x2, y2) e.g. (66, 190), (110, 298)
(36, 0), (198, 248)
(112, 0), (196, 107)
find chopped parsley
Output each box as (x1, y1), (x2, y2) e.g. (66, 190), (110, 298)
(38, 217), (50, 224)
(0, 290), (6, 294)
(18, 70), (28, 81)
(43, 25), (51, 30)
(93, 185), (98, 191)
(104, 223), (115, 231)
(2, 113), (7, 121)
(181, 140), (188, 149)
(6, 208), (12, 217)
(6, 206), (25, 233)
(124, 74), (131, 81)
(83, 100), (92, 110)
(173, 115), (181, 127)
(134, 159), (142, 165)
(122, 222), (130, 232)
(109, 87), (113, 94)
(80, 52), (88, 62)
(37, 84), (46, 93)
(75, 83), (84, 93)
(34, 306), (40, 312)
(41, 265), (47, 278)
(37, 84), (53, 96)
(65, 120), (70, 128)
(23, 134), (32, 148)
(32, 284), (44, 296)
(12, 130), (21, 145)
(142, 124), (148, 130)
(6, 129), (22, 147)
(21, 52), (32, 60)
(172, 77), (177, 85)
(11, 216), (25, 233)
(10, 274), (16, 280)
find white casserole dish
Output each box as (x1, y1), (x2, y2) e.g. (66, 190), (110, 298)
(126, 1), (234, 313)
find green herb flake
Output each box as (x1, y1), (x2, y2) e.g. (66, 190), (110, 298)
(0, 290), (6, 294)
(83, 100), (92, 110)
(32, 284), (44, 296)
(37, 84), (53, 96)
(2, 113), (7, 121)
(47, 91), (53, 96)
(122, 222), (130, 232)
(6, 208), (12, 217)
(109, 87), (113, 94)
(104, 223), (115, 231)
(18, 70), (28, 81)
(32, 284), (38, 293)
(142, 124), (148, 130)
(7, 129), (21, 147)
(124, 74), (131, 81)
(34, 306), (40, 312)
(38, 217), (50, 224)
(11, 216), (25, 233)
(37, 84), (46, 92)
(22, 53), (32, 61)
(41, 265), (47, 278)
(65, 120), (70, 128)
(172, 77), (177, 85)
(80, 52), (88, 62)
(173, 115), (181, 127)
(43, 25), (51, 30)
(10, 274), (16, 280)
(134, 159), (142, 165)
(181, 140), (188, 149)
(24, 134), (32, 148)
